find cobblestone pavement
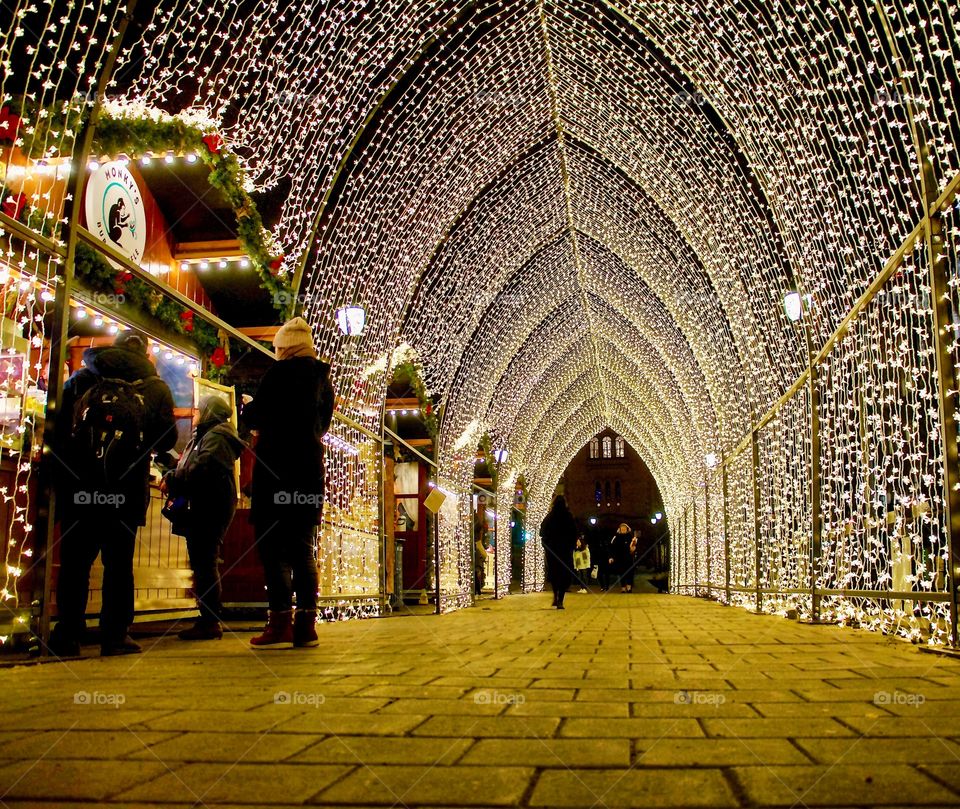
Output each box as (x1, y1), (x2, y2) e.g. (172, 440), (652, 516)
(2, 592), (960, 808)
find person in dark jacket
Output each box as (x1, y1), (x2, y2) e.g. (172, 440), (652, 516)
(163, 396), (245, 640)
(609, 523), (636, 592)
(49, 331), (176, 657)
(539, 495), (578, 609)
(243, 317), (334, 649)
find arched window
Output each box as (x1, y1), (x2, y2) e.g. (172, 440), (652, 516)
(589, 437), (599, 459)
(595, 481), (602, 505)
(615, 480), (621, 505)
(602, 436), (612, 458)
(615, 436), (625, 458)
(605, 480), (611, 504)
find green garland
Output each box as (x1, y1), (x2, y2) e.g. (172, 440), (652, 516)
(74, 240), (220, 359)
(392, 360), (440, 440)
(14, 97), (291, 313)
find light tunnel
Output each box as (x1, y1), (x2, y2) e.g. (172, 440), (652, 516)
(2, 0), (960, 643)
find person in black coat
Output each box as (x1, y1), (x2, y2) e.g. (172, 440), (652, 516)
(243, 317), (334, 649)
(609, 523), (637, 592)
(50, 331), (176, 657)
(164, 396), (245, 640)
(539, 495), (578, 609)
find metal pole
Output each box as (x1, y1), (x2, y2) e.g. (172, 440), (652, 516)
(31, 2), (138, 653)
(377, 435), (387, 615)
(433, 506), (442, 615)
(493, 470), (500, 599)
(691, 501), (698, 597)
(705, 475), (712, 600)
(875, 0), (958, 646)
(752, 428), (762, 613)
(806, 324), (822, 622)
(378, 350), (396, 615)
(722, 459), (731, 604)
(677, 508), (687, 593)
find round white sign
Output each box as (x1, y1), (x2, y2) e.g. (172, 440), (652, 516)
(84, 160), (146, 268)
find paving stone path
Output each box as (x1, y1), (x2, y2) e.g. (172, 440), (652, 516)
(2, 592), (960, 808)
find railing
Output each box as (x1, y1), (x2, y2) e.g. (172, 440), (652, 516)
(672, 171), (960, 646)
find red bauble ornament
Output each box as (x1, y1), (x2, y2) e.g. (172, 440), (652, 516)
(202, 134), (222, 154)
(180, 310), (195, 332)
(1, 191), (26, 221)
(210, 347), (226, 367)
(269, 255), (285, 275)
(0, 107), (21, 143)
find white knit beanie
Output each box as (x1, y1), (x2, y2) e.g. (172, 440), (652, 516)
(273, 317), (315, 350)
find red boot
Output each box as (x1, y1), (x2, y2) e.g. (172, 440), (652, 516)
(293, 610), (319, 648)
(250, 610), (293, 649)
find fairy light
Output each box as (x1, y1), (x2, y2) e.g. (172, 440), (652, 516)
(1, 0), (959, 638)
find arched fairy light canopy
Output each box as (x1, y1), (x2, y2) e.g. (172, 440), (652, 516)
(120, 0), (957, 513)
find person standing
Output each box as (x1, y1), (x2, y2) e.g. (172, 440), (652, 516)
(474, 502), (491, 595)
(573, 535), (591, 593)
(163, 397), (245, 640)
(609, 523), (636, 592)
(474, 535), (489, 595)
(595, 532), (611, 591)
(50, 330), (176, 657)
(244, 317), (334, 649)
(539, 495), (578, 609)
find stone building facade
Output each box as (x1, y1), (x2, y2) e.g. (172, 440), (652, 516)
(558, 428), (665, 563)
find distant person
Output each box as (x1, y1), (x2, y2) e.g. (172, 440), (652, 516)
(594, 531), (612, 592)
(609, 523), (636, 592)
(474, 504), (491, 594)
(50, 330), (176, 657)
(474, 535), (489, 595)
(539, 495), (578, 609)
(244, 317), (334, 649)
(573, 535), (591, 593)
(163, 396), (245, 640)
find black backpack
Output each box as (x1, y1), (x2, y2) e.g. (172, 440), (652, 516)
(72, 376), (148, 488)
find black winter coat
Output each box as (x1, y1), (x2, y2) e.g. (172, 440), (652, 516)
(610, 531), (635, 575)
(165, 397), (245, 539)
(540, 505), (579, 564)
(243, 356), (334, 528)
(58, 345), (177, 525)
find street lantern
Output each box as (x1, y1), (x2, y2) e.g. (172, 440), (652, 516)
(783, 291), (803, 322)
(335, 304), (366, 336)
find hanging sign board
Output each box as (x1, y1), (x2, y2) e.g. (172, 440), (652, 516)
(424, 487), (447, 514)
(84, 160), (146, 269)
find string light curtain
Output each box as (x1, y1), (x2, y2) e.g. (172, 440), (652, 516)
(0, 0), (126, 623)
(3, 0), (960, 634)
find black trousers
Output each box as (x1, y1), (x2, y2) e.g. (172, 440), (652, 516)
(186, 533), (223, 624)
(255, 520), (319, 612)
(546, 551), (573, 606)
(55, 516), (137, 643)
(185, 504), (235, 625)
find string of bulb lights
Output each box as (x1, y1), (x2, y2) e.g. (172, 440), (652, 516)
(1, 0), (959, 633)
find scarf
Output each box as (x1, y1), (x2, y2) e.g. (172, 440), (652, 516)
(276, 343), (317, 361)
